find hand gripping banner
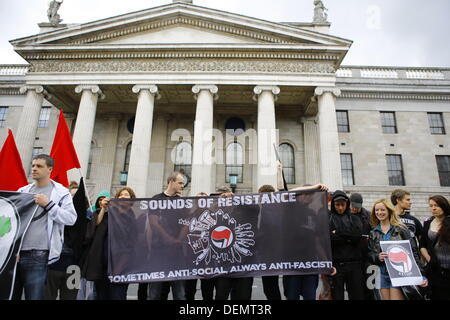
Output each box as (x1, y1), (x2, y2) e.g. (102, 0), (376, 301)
(108, 190), (333, 283)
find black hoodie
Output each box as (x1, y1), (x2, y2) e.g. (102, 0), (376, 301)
(329, 190), (364, 263)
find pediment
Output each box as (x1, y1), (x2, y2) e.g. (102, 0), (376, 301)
(96, 24), (268, 45)
(11, 3), (351, 47)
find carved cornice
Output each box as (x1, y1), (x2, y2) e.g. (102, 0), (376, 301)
(22, 51), (341, 61)
(66, 17), (298, 45)
(340, 91), (450, 101)
(29, 60), (336, 74)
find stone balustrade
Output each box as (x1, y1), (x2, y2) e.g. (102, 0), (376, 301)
(337, 66), (450, 80)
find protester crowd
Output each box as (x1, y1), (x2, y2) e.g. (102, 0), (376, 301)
(8, 154), (450, 300)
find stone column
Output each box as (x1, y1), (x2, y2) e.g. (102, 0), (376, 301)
(147, 114), (170, 196)
(128, 85), (160, 197)
(190, 85), (218, 196)
(253, 86), (280, 190)
(16, 85), (48, 173)
(72, 85), (104, 180)
(315, 87), (343, 191)
(95, 114), (121, 193)
(302, 117), (321, 185)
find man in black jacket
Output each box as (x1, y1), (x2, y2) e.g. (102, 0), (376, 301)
(329, 190), (364, 300)
(350, 193), (374, 300)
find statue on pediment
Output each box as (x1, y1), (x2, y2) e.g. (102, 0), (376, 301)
(313, 0), (328, 23)
(48, 0), (64, 26)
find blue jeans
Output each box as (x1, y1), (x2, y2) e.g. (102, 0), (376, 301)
(283, 275), (319, 300)
(13, 250), (49, 300)
(149, 281), (186, 300)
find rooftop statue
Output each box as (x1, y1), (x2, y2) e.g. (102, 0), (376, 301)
(48, 0), (64, 26)
(313, 0), (329, 23)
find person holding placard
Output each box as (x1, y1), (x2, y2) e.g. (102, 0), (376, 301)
(367, 199), (427, 300)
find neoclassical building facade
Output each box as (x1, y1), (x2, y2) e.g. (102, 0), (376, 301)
(1, 1), (449, 219)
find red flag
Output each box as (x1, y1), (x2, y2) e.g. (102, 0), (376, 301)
(0, 129), (28, 191)
(50, 109), (81, 187)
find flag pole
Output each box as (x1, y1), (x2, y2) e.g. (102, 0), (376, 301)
(78, 168), (93, 210)
(273, 143), (288, 191)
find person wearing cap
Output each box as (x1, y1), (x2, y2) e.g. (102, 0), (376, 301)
(329, 190), (364, 300)
(349, 193), (373, 300)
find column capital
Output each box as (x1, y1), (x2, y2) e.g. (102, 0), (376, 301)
(132, 85), (160, 99)
(192, 84), (218, 95)
(75, 85), (105, 100)
(19, 85), (49, 97)
(314, 87), (341, 98)
(253, 86), (280, 102)
(192, 84), (219, 101)
(253, 86), (280, 96)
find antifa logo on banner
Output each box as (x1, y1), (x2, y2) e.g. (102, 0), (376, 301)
(388, 246), (413, 273)
(187, 209), (255, 265)
(0, 197), (19, 274)
(211, 227), (233, 249)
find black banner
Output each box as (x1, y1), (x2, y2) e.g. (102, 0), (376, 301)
(0, 192), (38, 300)
(108, 190), (332, 283)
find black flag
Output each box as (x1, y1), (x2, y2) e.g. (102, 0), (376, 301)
(64, 177), (88, 265)
(0, 192), (38, 300)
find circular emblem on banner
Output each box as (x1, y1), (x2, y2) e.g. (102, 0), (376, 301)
(187, 209), (255, 265)
(0, 197), (20, 274)
(388, 245), (412, 273)
(211, 226), (234, 249)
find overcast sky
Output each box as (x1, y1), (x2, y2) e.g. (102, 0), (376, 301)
(0, 0), (449, 67)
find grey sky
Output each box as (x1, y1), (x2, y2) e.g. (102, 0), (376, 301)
(0, 0), (449, 67)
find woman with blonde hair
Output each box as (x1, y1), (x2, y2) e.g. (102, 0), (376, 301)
(367, 199), (427, 300)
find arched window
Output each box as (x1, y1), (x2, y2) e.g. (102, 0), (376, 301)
(225, 117), (246, 136)
(226, 142), (243, 183)
(174, 142), (192, 182)
(279, 143), (295, 184)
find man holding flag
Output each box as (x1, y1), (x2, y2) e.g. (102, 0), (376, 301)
(12, 153), (77, 300)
